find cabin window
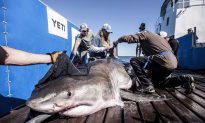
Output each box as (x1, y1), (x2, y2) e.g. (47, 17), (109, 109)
(177, 0), (190, 8)
(166, 17), (169, 26)
(184, 0), (190, 7)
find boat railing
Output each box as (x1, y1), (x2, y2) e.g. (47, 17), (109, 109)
(192, 27), (205, 48)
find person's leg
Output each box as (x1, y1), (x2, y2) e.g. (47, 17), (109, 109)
(151, 61), (195, 94)
(81, 51), (88, 64)
(130, 57), (155, 93)
(151, 61), (173, 88)
(161, 75), (195, 94)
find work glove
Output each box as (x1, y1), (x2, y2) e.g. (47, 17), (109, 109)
(47, 51), (65, 64)
(113, 41), (119, 47)
(107, 47), (114, 57)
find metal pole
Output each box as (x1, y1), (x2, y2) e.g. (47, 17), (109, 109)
(193, 27), (197, 47)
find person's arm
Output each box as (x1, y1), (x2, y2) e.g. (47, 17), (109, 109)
(0, 46), (61, 65)
(89, 36), (107, 53)
(113, 33), (140, 47)
(72, 35), (82, 56)
(118, 34), (140, 43)
(89, 45), (107, 53)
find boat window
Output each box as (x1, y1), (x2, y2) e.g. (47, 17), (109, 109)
(177, 0), (190, 8)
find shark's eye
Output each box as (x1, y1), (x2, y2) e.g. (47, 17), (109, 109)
(67, 91), (72, 97)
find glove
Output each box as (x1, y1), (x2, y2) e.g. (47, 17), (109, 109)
(48, 51), (64, 64)
(113, 41), (119, 47)
(108, 47), (114, 57)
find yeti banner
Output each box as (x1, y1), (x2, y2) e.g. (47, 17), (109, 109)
(47, 7), (68, 39)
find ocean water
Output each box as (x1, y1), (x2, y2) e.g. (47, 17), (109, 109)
(118, 56), (135, 63)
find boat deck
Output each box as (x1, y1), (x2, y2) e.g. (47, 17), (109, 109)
(0, 70), (205, 123)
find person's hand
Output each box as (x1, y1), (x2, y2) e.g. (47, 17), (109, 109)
(48, 51), (66, 64)
(113, 41), (119, 47)
(108, 47), (114, 57)
(50, 51), (63, 63)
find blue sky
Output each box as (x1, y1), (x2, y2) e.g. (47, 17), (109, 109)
(41, 0), (164, 56)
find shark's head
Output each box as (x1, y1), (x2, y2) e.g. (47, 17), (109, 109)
(27, 76), (97, 113)
(26, 74), (119, 116)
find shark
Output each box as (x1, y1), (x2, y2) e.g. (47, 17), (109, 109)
(26, 57), (132, 117)
(26, 54), (169, 121)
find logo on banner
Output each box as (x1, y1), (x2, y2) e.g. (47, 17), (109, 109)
(47, 7), (68, 39)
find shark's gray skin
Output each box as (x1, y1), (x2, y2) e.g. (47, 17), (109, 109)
(26, 58), (132, 117)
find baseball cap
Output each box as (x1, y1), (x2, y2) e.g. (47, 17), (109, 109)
(102, 23), (112, 33)
(80, 23), (88, 31)
(159, 31), (168, 38)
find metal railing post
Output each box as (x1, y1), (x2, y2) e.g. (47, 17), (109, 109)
(193, 27), (197, 47)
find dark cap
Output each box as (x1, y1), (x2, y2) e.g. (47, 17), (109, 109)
(139, 23), (145, 30)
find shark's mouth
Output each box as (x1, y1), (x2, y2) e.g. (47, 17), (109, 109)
(58, 103), (92, 114)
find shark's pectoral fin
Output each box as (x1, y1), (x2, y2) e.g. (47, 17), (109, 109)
(26, 114), (52, 123)
(120, 90), (171, 102)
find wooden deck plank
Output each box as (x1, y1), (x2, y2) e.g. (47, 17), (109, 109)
(192, 88), (205, 99)
(85, 108), (107, 123)
(152, 100), (182, 122)
(195, 84), (205, 93)
(67, 116), (87, 123)
(171, 89), (205, 121)
(157, 89), (204, 122)
(45, 118), (67, 123)
(0, 106), (30, 123)
(195, 81), (205, 87)
(177, 88), (205, 108)
(123, 101), (142, 123)
(104, 106), (122, 123)
(138, 102), (161, 123)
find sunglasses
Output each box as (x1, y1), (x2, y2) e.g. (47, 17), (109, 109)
(81, 30), (87, 33)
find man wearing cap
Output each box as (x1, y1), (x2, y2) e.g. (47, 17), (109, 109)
(89, 23), (112, 60)
(136, 23), (146, 57)
(113, 31), (195, 94)
(72, 23), (94, 64)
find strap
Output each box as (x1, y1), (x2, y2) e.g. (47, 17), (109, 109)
(159, 51), (173, 55)
(143, 51), (173, 71)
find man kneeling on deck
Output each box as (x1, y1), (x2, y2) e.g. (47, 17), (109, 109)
(113, 31), (195, 94)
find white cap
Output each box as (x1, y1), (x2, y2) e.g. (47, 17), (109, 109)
(159, 31), (168, 38)
(102, 23), (112, 33)
(80, 23), (88, 31)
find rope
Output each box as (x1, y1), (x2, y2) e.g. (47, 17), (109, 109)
(2, 0), (12, 97)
